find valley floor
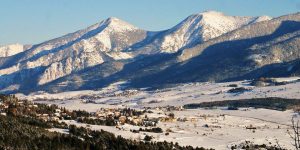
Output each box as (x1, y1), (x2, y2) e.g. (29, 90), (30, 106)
(16, 77), (300, 149)
(18, 78), (300, 110)
(57, 108), (295, 149)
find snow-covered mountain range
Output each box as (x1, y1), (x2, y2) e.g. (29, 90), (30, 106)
(0, 11), (299, 94)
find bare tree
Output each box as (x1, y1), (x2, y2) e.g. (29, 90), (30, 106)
(289, 117), (300, 149)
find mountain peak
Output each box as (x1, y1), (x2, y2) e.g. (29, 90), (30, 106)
(159, 10), (272, 53)
(254, 15), (272, 22)
(99, 17), (139, 32)
(105, 17), (121, 22)
(198, 10), (224, 16)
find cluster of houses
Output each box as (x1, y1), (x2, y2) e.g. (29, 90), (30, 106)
(112, 90), (139, 97)
(79, 105), (196, 127)
(0, 95), (73, 123)
(91, 108), (159, 126)
(36, 108), (63, 122)
(153, 105), (184, 112)
(0, 101), (9, 116)
(0, 95), (199, 129)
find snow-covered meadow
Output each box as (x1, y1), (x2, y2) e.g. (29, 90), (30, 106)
(17, 78), (300, 111)
(50, 108), (295, 149)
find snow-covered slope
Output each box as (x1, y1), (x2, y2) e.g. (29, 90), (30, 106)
(35, 17), (147, 85)
(19, 17), (143, 60)
(0, 17), (147, 87)
(0, 43), (26, 57)
(158, 11), (271, 53)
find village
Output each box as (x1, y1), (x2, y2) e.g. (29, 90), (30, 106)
(7, 78), (300, 149)
(0, 94), (192, 130)
(0, 93), (298, 149)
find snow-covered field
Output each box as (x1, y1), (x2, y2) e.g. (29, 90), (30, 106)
(52, 108), (296, 149)
(16, 77), (300, 149)
(17, 78), (300, 111)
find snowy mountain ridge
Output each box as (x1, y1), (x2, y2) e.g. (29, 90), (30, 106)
(159, 11), (272, 53)
(0, 16), (147, 86)
(2, 11), (300, 94)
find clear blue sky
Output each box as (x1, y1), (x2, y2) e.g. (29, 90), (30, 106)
(0, 0), (299, 45)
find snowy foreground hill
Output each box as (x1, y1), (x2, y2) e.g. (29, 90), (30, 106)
(2, 11), (300, 94)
